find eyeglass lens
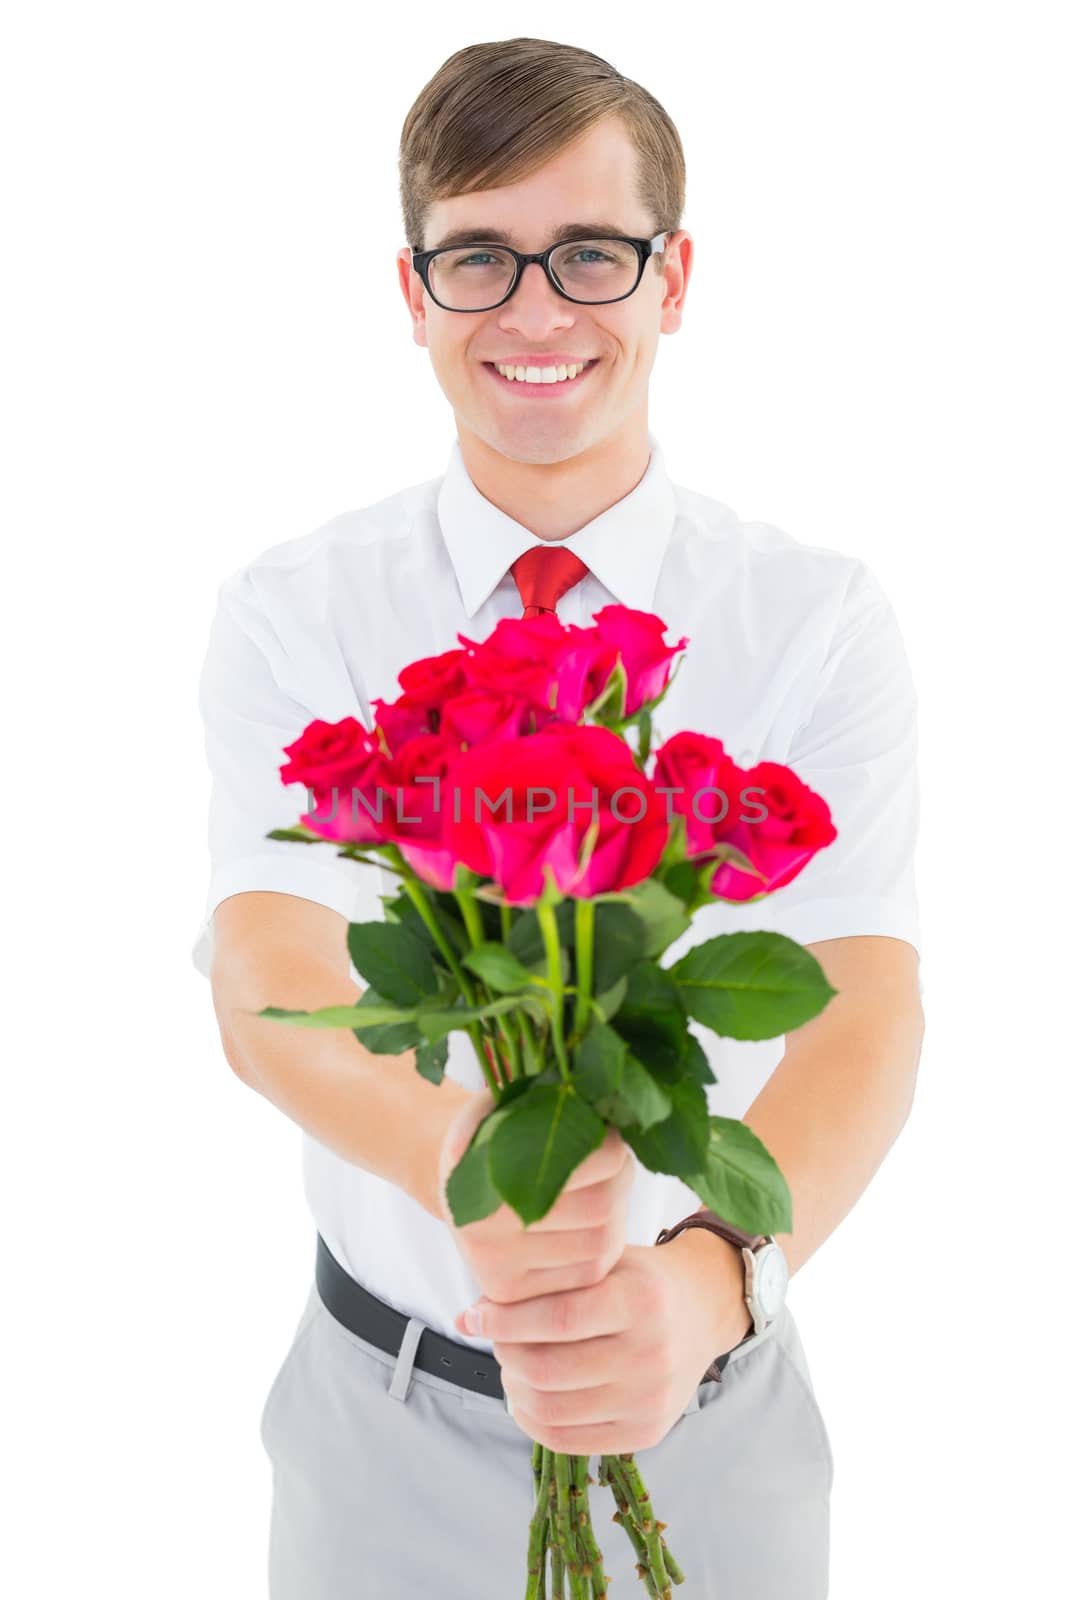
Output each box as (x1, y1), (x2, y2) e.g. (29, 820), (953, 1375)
(427, 239), (640, 310)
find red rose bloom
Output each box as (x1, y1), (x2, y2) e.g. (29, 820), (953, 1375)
(438, 723), (669, 905)
(582, 605), (689, 716)
(438, 688), (535, 749)
(372, 646), (472, 753)
(378, 732), (461, 891)
(459, 614), (607, 725)
(280, 717), (392, 844)
(652, 731), (739, 857)
(709, 759), (838, 900)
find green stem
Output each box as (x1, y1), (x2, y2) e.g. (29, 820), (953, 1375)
(573, 896), (595, 1041)
(457, 887), (527, 1084)
(470, 1034), (503, 1102)
(515, 1007), (541, 1074)
(616, 1454), (672, 1594)
(662, 1543), (686, 1586)
(615, 1453), (652, 1535)
(525, 1442), (554, 1599)
(400, 871), (472, 1000)
(552, 1452), (582, 1586)
(399, 872), (500, 1099)
(605, 1461), (656, 1587)
(535, 900), (571, 1080)
(572, 1456), (606, 1599)
(454, 885), (484, 951)
(548, 1463), (565, 1599)
(496, 1012), (525, 1082)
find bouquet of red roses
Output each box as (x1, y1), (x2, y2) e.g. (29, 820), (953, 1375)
(257, 605), (838, 1598)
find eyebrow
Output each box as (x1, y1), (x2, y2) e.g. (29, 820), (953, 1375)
(428, 221), (632, 251)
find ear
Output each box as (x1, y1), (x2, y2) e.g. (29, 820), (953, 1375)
(396, 246), (429, 349)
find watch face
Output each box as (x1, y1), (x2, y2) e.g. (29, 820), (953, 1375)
(756, 1243), (790, 1315)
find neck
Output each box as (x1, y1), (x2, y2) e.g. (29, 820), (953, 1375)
(455, 416), (652, 542)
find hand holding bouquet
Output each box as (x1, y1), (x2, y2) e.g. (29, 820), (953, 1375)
(256, 605), (838, 1597)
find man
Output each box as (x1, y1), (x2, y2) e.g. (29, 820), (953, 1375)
(195, 38), (924, 1599)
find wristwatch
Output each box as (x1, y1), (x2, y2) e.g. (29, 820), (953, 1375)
(655, 1207), (790, 1344)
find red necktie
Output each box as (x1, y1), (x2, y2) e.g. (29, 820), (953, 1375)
(509, 545), (590, 619)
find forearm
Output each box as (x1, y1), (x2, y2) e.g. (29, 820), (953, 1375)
(216, 952), (473, 1221)
(740, 951), (926, 1277)
(664, 950), (924, 1349)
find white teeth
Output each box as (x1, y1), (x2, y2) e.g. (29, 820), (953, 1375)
(492, 361), (588, 383)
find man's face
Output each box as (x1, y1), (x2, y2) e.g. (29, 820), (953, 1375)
(398, 115), (691, 465)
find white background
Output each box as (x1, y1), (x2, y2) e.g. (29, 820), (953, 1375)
(4, 3), (1063, 1594)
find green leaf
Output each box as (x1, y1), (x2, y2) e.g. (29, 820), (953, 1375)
(590, 902), (647, 991)
(445, 1106), (510, 1227)
(571, 1019), (629, 1103)
(592, 1057), (672, 1133)
(488, 1082), (607, 1225)
(495, 1074), (539, 1112)
(350, 984), (426, 1054)
(607, 1053), (673, 1131)
(346, 921), (440, 1005)
(680, 845), (768, 912)
(255, 1002), (416, 1029)
(683, 1029), (717, 1086)
(616, 878), (690, 960)
(619, 1073), (709, 1176)
(656, 815), (694, 876)
(380, 893), (406, 925)
(609, 960), (690, 1079)
(387, 891), (469, 961)
(585, 655), (627, 724)
(636, 707), (653, 767)
(414, 1036), (449, 1085)
(461, 942), (536, 994)
(265, 824), (330, 844)
(683, 1116), (793, 1235)
(590, 974), (627, 1023)
(571, 1020), (670, 1130)
(416, 992), (533, 1044)
(661, 858), (697, 904)
(669, 931), (837, 1039)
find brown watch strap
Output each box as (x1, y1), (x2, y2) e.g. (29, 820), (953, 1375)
(653, 1208), (764, 1385)
(655, 1207), (767, 1252)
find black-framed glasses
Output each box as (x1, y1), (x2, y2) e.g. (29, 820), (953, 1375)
(410, 231), (672, 313)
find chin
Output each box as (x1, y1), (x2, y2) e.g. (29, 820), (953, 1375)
(487, 417), (601, 467)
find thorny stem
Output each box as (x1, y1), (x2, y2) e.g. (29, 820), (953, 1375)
(525, 1445), (683, 1598)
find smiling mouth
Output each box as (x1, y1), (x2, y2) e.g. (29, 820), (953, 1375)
(482, 360), (600, 394)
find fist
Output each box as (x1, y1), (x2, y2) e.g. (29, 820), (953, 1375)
(437, 1086), (636, 1307)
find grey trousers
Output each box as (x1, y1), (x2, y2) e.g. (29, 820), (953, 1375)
(260, 1276), (834, 1598)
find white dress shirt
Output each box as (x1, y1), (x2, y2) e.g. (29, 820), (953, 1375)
(193, 430), (922, 1352)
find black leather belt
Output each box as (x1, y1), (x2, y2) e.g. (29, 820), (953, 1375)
(315, 1233), (732, 1401)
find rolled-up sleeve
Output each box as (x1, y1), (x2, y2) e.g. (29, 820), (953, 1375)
(764, 561), (923, 965)
(192, 569), (384, 978)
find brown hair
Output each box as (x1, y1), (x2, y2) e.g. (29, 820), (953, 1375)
(398, 37), (685, 275)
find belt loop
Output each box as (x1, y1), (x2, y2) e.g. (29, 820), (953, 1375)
(387, 1315), (426, 1403)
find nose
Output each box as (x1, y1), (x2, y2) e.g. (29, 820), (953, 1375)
(497, 259), (576, 333)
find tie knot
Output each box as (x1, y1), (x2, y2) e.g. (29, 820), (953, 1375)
(509, 545), (590, 619)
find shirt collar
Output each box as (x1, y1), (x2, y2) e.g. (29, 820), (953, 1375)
(436, 430), (677, 618)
